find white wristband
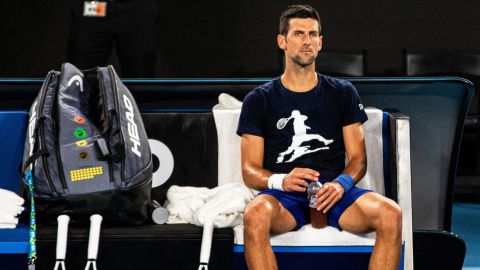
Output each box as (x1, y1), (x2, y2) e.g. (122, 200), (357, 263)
(268, 174), (287, 191)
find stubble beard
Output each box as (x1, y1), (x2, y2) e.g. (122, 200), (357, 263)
(292, 54), (315, 67)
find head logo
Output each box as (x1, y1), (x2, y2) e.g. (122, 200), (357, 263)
(74, 116), (85, 124)
(124, 95), (141, 157)
(78, 152), (90, 160)
(67, 75), (84, 92)
(75, 128), (87, 139)
(76, 140), (88, 147)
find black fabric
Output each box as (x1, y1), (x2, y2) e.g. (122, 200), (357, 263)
(67, 0), (158, 78)
(141, 113), (218, 204)
(94, 138), (111, 160)
(86, 70), (110, 136)
(413, 230), (466, 270)
(35, 178), (151, 226)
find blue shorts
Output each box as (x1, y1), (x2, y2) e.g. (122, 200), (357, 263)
(258, 180), (372, 231)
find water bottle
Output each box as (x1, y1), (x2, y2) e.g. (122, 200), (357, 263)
(307, 181), (328, 229)
(151, 200), (169, 224)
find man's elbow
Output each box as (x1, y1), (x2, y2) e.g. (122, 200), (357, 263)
(358, 156), (367, 179)
(241, 165), (255, 188)
(349, 154), (367, 179)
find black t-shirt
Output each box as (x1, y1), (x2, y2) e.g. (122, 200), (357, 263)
(237, 73), (368, 180)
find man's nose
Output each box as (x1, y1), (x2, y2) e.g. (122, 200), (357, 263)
(303, 36), (311, 45)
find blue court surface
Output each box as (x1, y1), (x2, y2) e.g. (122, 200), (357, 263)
(451, 202), (480, 270)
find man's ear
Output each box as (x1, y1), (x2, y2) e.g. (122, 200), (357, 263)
(278, 35), (286, 50)
(318, 36), (323, 51)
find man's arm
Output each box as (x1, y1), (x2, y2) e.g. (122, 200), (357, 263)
(241, 134), (317, 192)
(341, 122), (367, 184)
(315, 122), (367, 213)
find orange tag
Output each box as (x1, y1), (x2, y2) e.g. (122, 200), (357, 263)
(74, 116), (85, 124)
(84, 2), (107, 17)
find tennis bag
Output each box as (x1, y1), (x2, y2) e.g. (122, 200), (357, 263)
(22, 63), (152, 226)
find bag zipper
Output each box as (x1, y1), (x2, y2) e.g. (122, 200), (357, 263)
(97, 69), (114, 182)
(37, 71), (56, 194)
(53, 69), (68, 190)
(108, 66), (125, 182)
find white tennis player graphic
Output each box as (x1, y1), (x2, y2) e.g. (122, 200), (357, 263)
(277, 110), (333, 163)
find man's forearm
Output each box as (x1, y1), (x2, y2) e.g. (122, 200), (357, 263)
(341, 155), (367, 185)
(242, 163), (274, 191)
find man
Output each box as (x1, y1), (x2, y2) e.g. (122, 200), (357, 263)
(237, 5), (402, 270)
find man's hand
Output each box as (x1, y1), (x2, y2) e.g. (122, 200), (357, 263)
(282, 168), (319, 192)
(314, 181), (345, 213)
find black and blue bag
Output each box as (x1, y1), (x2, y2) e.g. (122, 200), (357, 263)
(21, 63), (152, 226)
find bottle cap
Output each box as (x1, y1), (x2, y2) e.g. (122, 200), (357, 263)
(152, 207), (169, 224)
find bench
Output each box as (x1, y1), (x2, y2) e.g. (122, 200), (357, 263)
(0, 77), (472, 270)
(0, 106), (412, 270)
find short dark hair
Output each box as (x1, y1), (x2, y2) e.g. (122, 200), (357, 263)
(279, 5), (321, 36)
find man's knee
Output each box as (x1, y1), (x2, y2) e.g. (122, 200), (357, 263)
(244, 197), (275, 233)
(373, 198), (402, 232)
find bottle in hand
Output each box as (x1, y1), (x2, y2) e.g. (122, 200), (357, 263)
(307, 181), (328, 229)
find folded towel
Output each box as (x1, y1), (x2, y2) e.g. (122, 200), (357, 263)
(212, 93), (260, 196)
(0, 213), (15, 220)
(0, 224), (16, 229)
(0, 217), (18, 225)
(0, 198), (24, 206)
(0, 205), (24, 216)
(0, 189), (24, 205)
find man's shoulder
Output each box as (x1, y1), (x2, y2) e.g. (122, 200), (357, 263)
(245, 77), (280, 101)
(253, 78), (278, 94)
(319, 73), (354, 91)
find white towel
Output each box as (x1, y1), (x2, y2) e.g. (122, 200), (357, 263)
(0, 224), (16, 229)
(0, 213), (15, 220)
(0, 198), (24, 206)
(234, 224), (376, 246)
(165, 182), (254, 227)
(0, 217), (18, 225)
(193, 183), (254, 228)
(0, 189), (25, 205)
(212, 94), (244, 186)
(212, 93), (261, 198)
(165, 182), (254, 269)
(165, 186), (214, 224)
(0, 205), (24, 216)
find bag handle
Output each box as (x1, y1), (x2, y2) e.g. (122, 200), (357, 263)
(94, 138), (125, 163)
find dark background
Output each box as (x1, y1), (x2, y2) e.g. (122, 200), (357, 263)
(1, 0), (480, 78)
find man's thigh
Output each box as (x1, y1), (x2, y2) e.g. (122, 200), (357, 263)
(247, 194), (298, 235)
(338, 192), (398, 233)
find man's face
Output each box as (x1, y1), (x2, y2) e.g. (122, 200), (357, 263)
(278, 18), (322, 67)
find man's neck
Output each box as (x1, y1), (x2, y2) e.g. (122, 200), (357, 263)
(281, 64), (318, 93)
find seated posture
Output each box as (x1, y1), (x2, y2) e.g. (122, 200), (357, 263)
(237, 5), (402, 270)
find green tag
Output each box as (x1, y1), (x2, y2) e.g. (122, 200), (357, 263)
(75, 128), (87, 138)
